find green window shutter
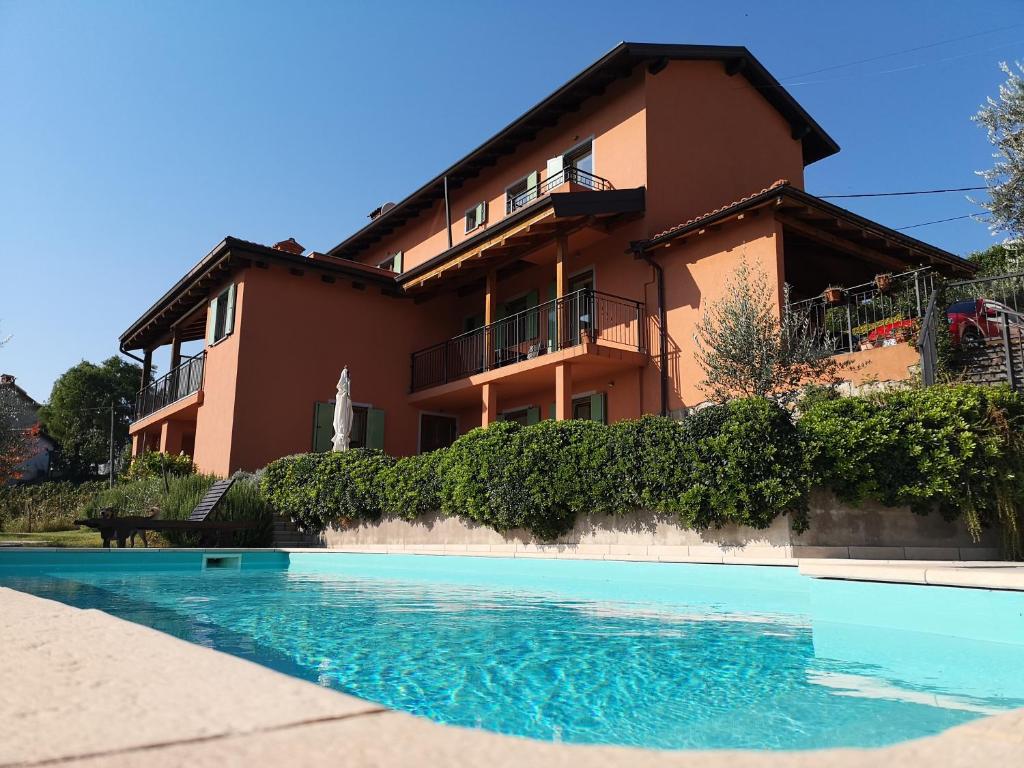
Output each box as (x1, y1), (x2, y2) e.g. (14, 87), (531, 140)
(393, 251), (403, 274)
(224, 283), (237, 335)
(366, 408), (385, 450)
(526, 406), (540, 425)
(207, 295), (219, 346)
(312, 402), (334, 452)
(548, 402), (556, 420)
(476, 202), (487, 226)
(526, 170), (539, 191)
(590, 393), (606, 424)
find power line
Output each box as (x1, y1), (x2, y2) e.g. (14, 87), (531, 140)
(780, 22), (1024, 81)
(820, 186), (987, 199)
(896, 214), (981, 230)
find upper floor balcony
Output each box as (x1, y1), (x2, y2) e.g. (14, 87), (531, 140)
(410, 289), (645, 393)
(505, 166), (613, 216)
(134, 351), (205, 422)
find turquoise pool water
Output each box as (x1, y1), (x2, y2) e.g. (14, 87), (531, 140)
(2, 550), (1023, 750)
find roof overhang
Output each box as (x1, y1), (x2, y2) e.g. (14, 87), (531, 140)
(399, 187), (645, 293)
(120, 237), (398, 352)
(325, 42), (838, 263)
(638, 184), (975, 277)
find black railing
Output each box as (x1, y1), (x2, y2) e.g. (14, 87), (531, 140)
(787, 268), (936, 355)
(134, 352), (205, 421)
(411, 289), (645, 391)
(505, 166), (613, 215)
(919, 271), (1024, 388)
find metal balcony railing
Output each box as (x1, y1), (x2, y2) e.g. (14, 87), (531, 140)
(505, 166), (613, 215)
(410, 289), (645, 392)
(134, 351), (205, 421)
(787, 268), (936, 355)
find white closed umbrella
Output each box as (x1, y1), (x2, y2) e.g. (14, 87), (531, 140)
(332, 366), (354, 451)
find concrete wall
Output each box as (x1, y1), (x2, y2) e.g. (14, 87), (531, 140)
(319, 489), (1000, 561)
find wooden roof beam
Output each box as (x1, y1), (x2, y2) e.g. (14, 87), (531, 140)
(777, 213), (906, 270)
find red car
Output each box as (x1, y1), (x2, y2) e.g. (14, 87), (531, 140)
(946, 299), (1020, 346)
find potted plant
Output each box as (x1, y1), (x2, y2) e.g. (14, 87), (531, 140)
(874, 273), (894, 295)
(823, 285), (846, 306)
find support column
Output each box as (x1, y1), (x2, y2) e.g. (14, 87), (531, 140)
(555, 235), (568, 299)
(555, 362), (572, 421)
(481, 382), (498, 427)
(169, 329), (182, 371)
(484, 268), (497, 370)
(141, 348), (153, 388)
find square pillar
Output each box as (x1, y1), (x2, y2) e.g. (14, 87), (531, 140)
(555, 235), (568, 299)
(481, 382), (498, 427)
(169, 329), (182, 371)
(555, 362), (572, 421)
(159, 421), (184, 455)
(141, 348), (153, 388)
(484, 268), (497, 370)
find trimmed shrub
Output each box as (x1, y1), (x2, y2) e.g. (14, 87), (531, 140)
(382, 449), (447, 521)
(606, 415), (690, 514)
(437, 420), (523, 530)
(262, 449), (394, 532)
(678, 398), (808, 531)
(800, 384), (1024, 557)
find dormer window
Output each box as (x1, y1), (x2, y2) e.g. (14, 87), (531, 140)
(379, 252), (403, 274)
(465, 201), (487, 233)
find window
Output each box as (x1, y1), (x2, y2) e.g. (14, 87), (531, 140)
(207, 284), (236, 346)
(548, 394), (606, 423)
(465, 201), (487, 232)
(378, 252), (403, 274)
(312, 402), (385, 452)
(501, 406), (539, 426)
(505, 171), (539, 214)
(565, 141), (593, 176)
(569, 270), (594, 293)
(419, 413), (457, 453)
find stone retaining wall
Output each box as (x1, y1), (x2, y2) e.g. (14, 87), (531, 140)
(320, 489), (1001, 561)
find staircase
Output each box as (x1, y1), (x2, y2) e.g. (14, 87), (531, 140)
(958, 337), (1024, 389)
(272, 516), (324, 548)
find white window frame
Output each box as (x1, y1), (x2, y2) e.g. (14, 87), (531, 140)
(465, 201), (487, 233)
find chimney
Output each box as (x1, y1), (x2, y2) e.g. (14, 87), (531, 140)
(0, 374), (14, 386)
(272, 238), (305, 255)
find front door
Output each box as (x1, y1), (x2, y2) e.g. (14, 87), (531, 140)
(420, 413), (457, 454)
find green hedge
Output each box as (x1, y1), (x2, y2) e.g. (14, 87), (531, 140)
(261, 398), (809, 541)
(121, 450), (195, 482)
(800, 384), (1024, 557)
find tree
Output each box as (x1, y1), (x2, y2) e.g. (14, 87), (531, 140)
(966, 242), (1024, 277)
(0, 327), (33, 483)
(975, 62), (1024, 240)
(694, 261), (849, 404)
(38, 357), (141, 478)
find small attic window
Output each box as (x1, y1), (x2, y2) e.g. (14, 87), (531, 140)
(379, 252), (403, 274)
(465, 201), (487, 233)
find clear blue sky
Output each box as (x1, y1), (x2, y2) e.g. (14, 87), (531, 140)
(1, 0), (1022, 401)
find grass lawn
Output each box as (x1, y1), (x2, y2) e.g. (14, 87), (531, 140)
(0, 529), (106, 547)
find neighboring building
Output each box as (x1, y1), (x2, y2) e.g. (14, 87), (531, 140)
(120, 43), (974, 476)
(0, 374), (55, 483)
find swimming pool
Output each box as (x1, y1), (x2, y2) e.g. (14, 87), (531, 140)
(1, 550), (1022, 751)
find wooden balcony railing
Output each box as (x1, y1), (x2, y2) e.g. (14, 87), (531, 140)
(410, 289), (645, 392)
(134, 351), (205, 422)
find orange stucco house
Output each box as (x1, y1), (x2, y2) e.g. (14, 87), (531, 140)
(122, 43), (974, 477)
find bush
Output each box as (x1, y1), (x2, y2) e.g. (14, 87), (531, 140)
(261, 449), (394, 532)
(677, 399), (808, 531)
(606, 415), (689, 513)
(83, 473), (273, 546)
(800, 384), (1024, 557)
(122, 451), (195, 482)
(383, 449), (447, 521)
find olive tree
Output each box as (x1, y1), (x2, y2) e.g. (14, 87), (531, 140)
(975, 62), (1024, 241)
(694, 261), (849, 404)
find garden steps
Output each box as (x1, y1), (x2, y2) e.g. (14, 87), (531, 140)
(271, 516), (324, 548)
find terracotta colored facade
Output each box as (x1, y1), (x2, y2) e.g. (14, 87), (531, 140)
(122, 44), (973, 476)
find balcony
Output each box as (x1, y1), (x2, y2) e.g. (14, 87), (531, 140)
(411, 289), (645, 392)
(787, 268), (936, 354)
(134, 351), (205, 422)
(505, 166), (613, 215)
